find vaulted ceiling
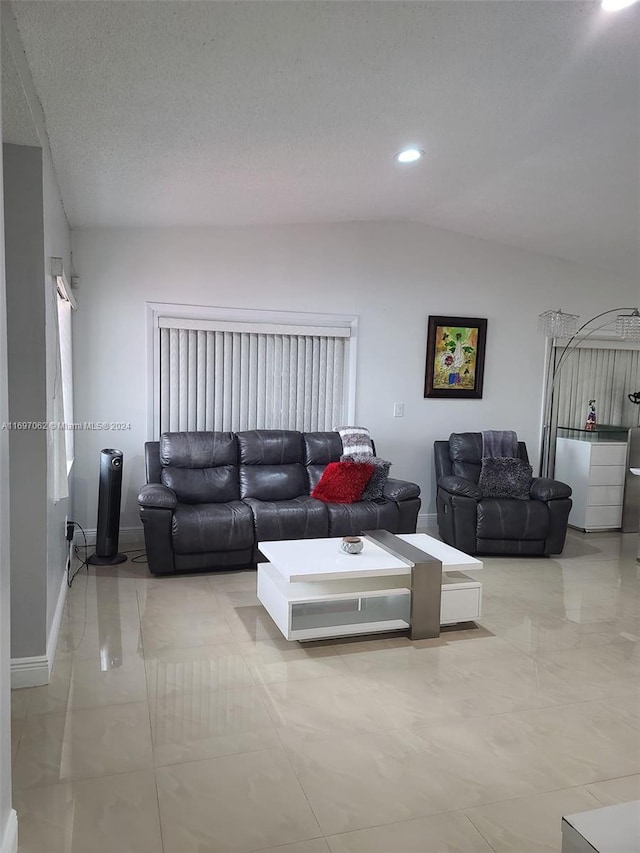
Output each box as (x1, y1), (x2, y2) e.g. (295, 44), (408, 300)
(5, 1), (640, 277)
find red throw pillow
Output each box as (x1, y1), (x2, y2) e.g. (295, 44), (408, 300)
(312, 461), (375, 504)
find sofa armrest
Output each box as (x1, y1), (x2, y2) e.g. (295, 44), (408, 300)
(138, 483), (177, 509)
(383, 478), (421, 502)
(530, 478), (572, 501)
(438, 475), (482, 500)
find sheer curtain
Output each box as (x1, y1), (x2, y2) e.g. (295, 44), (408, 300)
(52, 284), (75, 502)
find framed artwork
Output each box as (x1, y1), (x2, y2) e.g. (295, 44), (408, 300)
(424, 316), (487, 399)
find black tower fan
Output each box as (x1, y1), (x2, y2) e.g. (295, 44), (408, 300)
(88, 449), (127, 565)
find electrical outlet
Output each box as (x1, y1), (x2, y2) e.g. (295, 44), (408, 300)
(66, 520), (75, 542)
(393, 402), (405, 418)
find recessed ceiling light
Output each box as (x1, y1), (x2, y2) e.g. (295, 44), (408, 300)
(601, 0), (638, 10)
(395, 148), (424, 164)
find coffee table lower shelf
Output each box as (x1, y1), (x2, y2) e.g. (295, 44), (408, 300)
(257, 562), (481, 641)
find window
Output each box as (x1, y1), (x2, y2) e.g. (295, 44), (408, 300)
(57, 295), (74, 469)
(52, 264), (76, 501)
(148, 304), (357, 436)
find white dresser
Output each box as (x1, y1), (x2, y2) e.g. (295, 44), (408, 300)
(555, 431), (628, 532)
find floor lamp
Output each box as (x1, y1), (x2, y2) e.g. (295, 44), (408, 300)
(538, 306), (640, 478)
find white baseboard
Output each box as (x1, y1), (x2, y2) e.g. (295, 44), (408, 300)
(0, 809), (17, 853)
(417, 512), (436, 530)
(73, 525), (144, 548)
(46, 565), (68, 676)
(10, 655), (49, 688)
(11, 561), (69, 688)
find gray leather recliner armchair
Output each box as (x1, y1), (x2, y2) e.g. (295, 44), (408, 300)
(434, 432), (572, 556)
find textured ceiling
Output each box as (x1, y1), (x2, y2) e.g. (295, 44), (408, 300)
(7, 0), (640, 277)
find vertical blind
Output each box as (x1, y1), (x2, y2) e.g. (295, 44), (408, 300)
(553, 344), (640, 429)
(159, 321), (348, 433)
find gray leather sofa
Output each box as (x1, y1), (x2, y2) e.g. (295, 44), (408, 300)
(434, 432), (572, 556)
(138, 429), (421, 575)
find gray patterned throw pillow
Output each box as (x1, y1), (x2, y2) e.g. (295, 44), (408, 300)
(478, 457), (533, 500)
(341, 453), (391, 501)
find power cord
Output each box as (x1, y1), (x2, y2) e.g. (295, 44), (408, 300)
(65, 527), (148, 584)
(131, 552), (148, 564)
(66, 521), (89, 587)
(120, 547), (148, 564)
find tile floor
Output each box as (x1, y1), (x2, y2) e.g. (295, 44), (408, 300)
(10, 529), (640, 852)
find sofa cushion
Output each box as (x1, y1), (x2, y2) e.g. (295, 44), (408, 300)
(306, 465), (327, 493)
(161, 466), (240, 503)
(449, 432), (483, 464)
(246, 496), (328, 542)
(326, 501), (399, 537)
(478, 457), (532, 500)
(171, 501), (254, 554)
(312, 461), (374, 503)
(449, 432), (483, 482)
(304, 433), (344, 493)
(237, 430), (304, 465)
(240, 464), (308, 500)
(303, 431), (343, 465)
(477, 499), (549, 541)
(160, 431), (236, 468)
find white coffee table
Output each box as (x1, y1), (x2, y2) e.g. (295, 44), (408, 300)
(562, 801), (640, 852)
(257, 532), (482, 641)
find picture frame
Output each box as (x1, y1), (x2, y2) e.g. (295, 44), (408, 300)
(424, 315), (487, 399)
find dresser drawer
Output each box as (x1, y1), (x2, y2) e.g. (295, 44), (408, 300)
(585, 505), (623, 529)
(586, 485), (624, 506)
(588, 465), (626, 486)
(590, 444), (627, 466)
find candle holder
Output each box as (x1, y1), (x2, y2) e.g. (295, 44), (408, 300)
(340, 536), (363, 555)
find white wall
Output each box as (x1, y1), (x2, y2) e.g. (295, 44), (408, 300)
(3, 143), (48, 660)
(42, 138), (71, 651)
(1, 6), (71, 687)
(71, 222), (638, 531)
(0, 36), (18, 853)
